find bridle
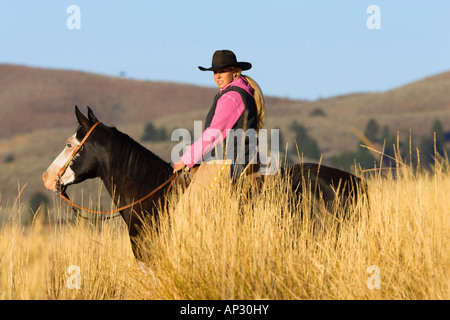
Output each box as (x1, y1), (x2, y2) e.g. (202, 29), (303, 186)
(56, 121), (101, 191)
(55, 121), (177, 219)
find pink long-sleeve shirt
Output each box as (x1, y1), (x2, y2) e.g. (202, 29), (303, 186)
(181, 76), (254, 167)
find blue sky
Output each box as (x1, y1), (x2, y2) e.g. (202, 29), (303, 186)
(1, 1), (449, 100)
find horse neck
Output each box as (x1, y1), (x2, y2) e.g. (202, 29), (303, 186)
(99, 132), (173, 206)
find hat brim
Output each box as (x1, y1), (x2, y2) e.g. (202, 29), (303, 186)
(198, 62), (252, 72)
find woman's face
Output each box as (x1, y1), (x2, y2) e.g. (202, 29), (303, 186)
(214, 67), (235, 89)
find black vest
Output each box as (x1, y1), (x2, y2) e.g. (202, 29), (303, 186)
(204, 86), (258, 165)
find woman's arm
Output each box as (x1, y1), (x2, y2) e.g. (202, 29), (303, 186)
(179, 91), (245, 168)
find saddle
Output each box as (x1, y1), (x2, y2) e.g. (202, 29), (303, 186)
(175, 161), (262, 193)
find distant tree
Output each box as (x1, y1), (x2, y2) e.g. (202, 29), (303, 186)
(431, 119), (445, 157)
(418, 119), (446, 168)
(379, 126), (397, 165)
(364, 119), (380, 143)
(331, 121), (391, 171)
(355, 144), (375, 170)
(309, 108), (326, 117)
(330, 151), (356, 172)
(331, 120), (449, 172)
(331, 142), (376, 172)
(402, 131), (419, 170)
(289, 121), (321, 160)
(141, 122), (168, 141)
(4, 154), (14, 163)
(419, 135), (434, 168)
(27, 192), (50, 224)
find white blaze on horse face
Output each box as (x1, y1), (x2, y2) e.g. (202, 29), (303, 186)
(42, 134), (81, 192)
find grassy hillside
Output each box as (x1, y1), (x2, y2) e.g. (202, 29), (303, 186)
(0, 64), (294, 138)
(1, 64), (450, 207)
(266, 71), (450, 158)
(0, 64), (214, 137)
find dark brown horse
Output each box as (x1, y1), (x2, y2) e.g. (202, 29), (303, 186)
(43, 106), (368, 268)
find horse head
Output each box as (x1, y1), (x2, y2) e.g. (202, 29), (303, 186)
(42, 106), (105, 193)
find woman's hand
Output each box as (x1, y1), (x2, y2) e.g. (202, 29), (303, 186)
(173, 160), (186, 173)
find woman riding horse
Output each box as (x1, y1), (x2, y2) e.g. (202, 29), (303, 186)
(173, 50), (265, 180)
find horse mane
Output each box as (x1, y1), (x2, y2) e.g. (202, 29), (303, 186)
(102, 125), (173, 191)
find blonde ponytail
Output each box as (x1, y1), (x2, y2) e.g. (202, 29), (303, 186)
(243, 75), (266, 130)
(232, 68), (266, 130)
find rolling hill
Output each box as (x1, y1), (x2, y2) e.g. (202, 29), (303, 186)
(0, 64), (293, 138)
(0, 64), (449, 207)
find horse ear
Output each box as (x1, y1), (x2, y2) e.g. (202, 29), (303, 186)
(87, 106), (99, 123)
(75, 105), (91, 129)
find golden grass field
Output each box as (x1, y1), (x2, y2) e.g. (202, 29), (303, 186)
(0, 157), (449, 300)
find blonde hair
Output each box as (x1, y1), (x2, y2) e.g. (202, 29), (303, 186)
(234, 68), (266, 129)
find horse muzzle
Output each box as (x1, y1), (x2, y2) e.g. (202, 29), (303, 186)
(42, 169), (58, 192)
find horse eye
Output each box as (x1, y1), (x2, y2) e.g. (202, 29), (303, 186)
(67, 141), (72, 148)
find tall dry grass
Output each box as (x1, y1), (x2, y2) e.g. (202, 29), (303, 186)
(0, 158), (449, 299)
(0, 189), (138, 299)
(137, 159), (449, 299)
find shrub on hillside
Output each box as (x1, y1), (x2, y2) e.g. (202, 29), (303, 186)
(141, 122), (168, 141)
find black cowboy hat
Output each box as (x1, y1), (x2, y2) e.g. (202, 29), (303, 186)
(198, 50), (252, 72)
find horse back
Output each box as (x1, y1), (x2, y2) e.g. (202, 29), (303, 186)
(284, 163), (368, 211)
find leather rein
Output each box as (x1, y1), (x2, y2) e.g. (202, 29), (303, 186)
(56, 121), (177, 218)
